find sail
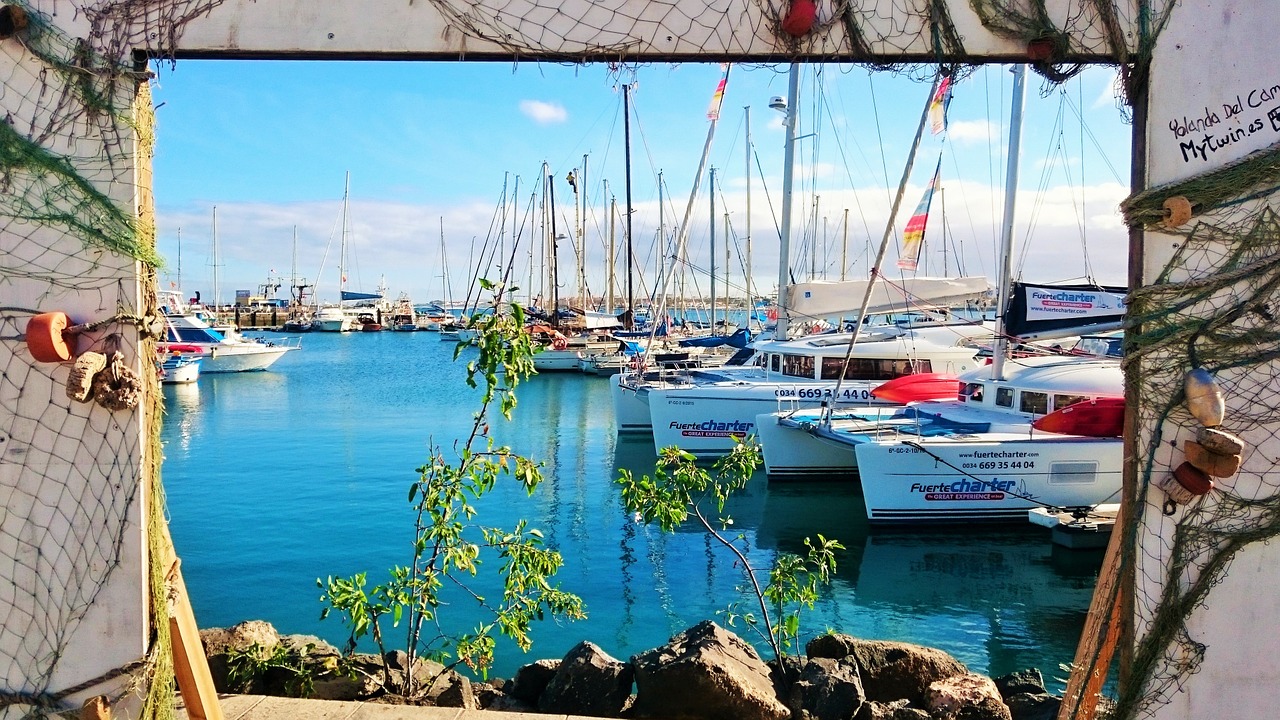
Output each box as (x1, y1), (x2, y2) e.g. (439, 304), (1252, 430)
(786, 275), (991, 320)
(340, 290), (383, 301)
(1002, 282), (1127, 339)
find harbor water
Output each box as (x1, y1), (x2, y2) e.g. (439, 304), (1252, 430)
(161, 331), (1102, 688)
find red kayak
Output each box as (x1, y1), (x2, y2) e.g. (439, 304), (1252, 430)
(1032, 396), (1125, 437)
(870, 373), (961, 404)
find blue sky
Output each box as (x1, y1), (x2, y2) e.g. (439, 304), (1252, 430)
(150, 60), (1133, 307)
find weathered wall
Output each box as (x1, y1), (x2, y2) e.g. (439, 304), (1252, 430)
(1131, 1), (1280, 719)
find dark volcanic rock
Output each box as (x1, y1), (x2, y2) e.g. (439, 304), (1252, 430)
(795, 656), (865, 720)
(509, 658), (560, 703)
(1006, 692), (1061, 720)
(993, 669), (1047, 699)
(631, 620), (790, 720)
(853, 699), (931, 720)
(805, 634), (967, 705)
(538, 641), (633, 717)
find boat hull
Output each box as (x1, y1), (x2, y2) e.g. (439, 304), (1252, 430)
(611, 373), (653, 434)
(197, 344), (293, 372)
(647, 380), (884, 457)
(854, 436), (1123, 524)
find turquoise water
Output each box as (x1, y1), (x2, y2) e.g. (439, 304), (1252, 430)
(161, 331), (1101, 687)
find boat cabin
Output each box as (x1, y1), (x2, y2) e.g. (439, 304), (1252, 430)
(956, 357), (1122, 417)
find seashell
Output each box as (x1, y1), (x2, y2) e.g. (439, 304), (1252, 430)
(1197, 427), (1244, 456)
(1182, 439), (1241, 478)
(1184, 367), (1224, 427)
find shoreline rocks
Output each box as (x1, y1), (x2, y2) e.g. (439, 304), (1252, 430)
(198, 620), (1061, 720)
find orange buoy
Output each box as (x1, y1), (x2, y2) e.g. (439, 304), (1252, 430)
(551, 337), (568, 351)
(1163, 196), (1193, 228)
(25, 312), (74, 362)
(1156, 461), (1214, 513)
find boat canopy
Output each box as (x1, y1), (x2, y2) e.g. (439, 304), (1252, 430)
(786, 275), (991, 320)
(678, 328), (751, 349)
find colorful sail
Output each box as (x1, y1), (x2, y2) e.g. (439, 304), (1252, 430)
(929, 75), (953, 135)
(897, 160), (941, 271)
(706, 64), (729, 120)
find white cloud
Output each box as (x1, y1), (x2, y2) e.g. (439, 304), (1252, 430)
(519, 99), (568, 125)
(947, 119), (997, 144)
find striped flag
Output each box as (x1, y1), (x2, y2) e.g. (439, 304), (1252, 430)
(898, 160), (942, 271)
(929, 75), (953, 135)
(707, 65), (729, 120)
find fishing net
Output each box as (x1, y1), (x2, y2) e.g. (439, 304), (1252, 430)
(1057, 156), (1280, 719)
(0, 1), (222, 717)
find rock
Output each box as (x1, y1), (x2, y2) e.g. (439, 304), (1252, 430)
(853, 699), (930, 720)
(1005, 692), (1060, 720)
(538, 641), (633, 717)
(926, 673), (1011, 720)
(279, 634), (340, 659)
(806, 635), (967, 706)
(631, 620), (790, 720)
(509, 659), (560, 703)
(484, 691), (535, 712)
(431, 673), (475, 709)
(993, 669), (1046, 699)
(795, 656), (865, 720)
(199, 620), (282, 693)
(807, 633), (859, 659)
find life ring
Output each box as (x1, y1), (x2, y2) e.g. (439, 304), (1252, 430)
(552, 337), (568, 351)
(26, 311), (73, 362)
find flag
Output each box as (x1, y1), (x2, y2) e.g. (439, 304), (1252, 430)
(929, 75), (952, 135)
(706, 65), (729, 120)
(898, 161), (941, 271)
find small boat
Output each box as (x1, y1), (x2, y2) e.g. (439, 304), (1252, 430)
(356, 312), (382, 332)
(159, 292), (297, 372)
(157, 350), (201, 384)
(870, 372), (963, 404)
(311, 306), (350, 332)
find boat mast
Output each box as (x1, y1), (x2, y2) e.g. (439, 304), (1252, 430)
(579, 155), (588, 311)
(744, 105), (753, 317)
(608, 186), (616, 315)
(841, 208), (849, 281)
(176, 226), (182, 294)
(547, 168), (561, 329)
(709, 166), (716, 332)
(290, 226), (297, 306)
(992, 64), (1028, 383)
(775, 63), (800, 340)
(211, 206), (219, 308)
(623, 84), (635, 329)
(340, 171), (351, 299)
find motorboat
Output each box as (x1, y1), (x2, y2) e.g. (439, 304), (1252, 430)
(157, 350), (201, 384)
(159, 293), (297, 372)
(311, 306), (350, 332)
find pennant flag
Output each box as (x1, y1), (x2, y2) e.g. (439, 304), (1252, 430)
(707, 65), (729, 120)
(898, 160), (942, 271)
(929, 75), (953, 135)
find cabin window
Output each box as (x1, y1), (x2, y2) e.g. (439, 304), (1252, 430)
(962, 382), (985, 403)
(1053, 394), (1091, 412)
(782, 354), (815, 378)
(995, 387), (1014, 408)
(1019, 391), (1049, 415)
(770, 354), (781, 372)
(1049, 461), (1098, 484)
(829, 358), (933, 380)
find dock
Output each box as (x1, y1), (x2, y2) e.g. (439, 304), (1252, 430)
(1028, 504), (1118, 550)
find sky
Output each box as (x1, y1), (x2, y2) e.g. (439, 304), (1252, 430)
(149, 60), (1134, 308)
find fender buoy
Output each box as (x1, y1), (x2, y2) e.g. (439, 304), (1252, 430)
(781, 0), (817, 37)
(552, 337), (568, 351)
(25, 312), (73, 362)
(1163, 196), (1193, 228)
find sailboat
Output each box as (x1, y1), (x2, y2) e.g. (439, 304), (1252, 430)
(756, 66), (1126, 524)
(313, 172), (384, 332)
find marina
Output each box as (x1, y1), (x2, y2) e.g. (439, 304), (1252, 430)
(161, 331), (1104, 686)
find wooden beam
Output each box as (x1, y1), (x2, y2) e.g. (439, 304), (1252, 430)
(167, 554), (224, 720)
(1056, 503), (1125, 720)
